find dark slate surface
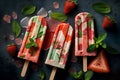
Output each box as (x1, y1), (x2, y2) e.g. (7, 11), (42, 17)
(0, 0), (120, 80)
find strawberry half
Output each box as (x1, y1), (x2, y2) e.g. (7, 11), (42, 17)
(88, 50), (110, 73)
(64, 0), (77, 14)
(6, 43), (17, 57)
(102, 15), (115, 29)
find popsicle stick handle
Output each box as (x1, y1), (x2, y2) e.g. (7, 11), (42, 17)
(21, 60), (29, 77)
(83, 56), (87, 72)
(49, 67), (57, 80)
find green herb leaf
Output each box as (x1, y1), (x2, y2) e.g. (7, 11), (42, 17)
(25, 43), (33, 48)
(37, 31), (43, 38)
(39, 70), (45, 80)
(19, 55), (25, 58)
(85, 70), (94, 80)
(50, 12), (67, 22)
(78, 30), (82, 38)
(12, 20), (21, 37)
(87, 44), (96, 52)
(77, 19), (81, 26)
(96, 33), (107, 44)
(101, 43), (107, 48)
(92, 2), (111, 14)
(32, 42), (38, 47)
(22, 5), (36, 15)
(88, 19), (92, 27)
(30, 38), (34, 42)
(71, 70), (83, 79)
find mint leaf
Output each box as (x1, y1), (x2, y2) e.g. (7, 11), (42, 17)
(12, 20), (21, 37)
(88, 19), (92, 27)
(30, 38), (34, 42)
(96, 33), (107, 44)
(39, 70), (45, 80)
(25, 43), (33, 48)
(22, 5), (36, 15)
(32, 42), (38, 47)
(77, 19), (81, 26)
(87, 44), (96, 52)
(101, 43), (107, 48)
(37, 31), (43, 38)
(92, 2), (111, 14)
(105, 45), (119, 54)
(50, 12), (67, 22)
(78, 30), (82, 38)
(71, 70), (83, 79)
(85, 70), (94, 80)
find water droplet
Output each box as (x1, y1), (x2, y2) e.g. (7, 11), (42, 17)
(20, 17), (30, 28)
(3, 14), (11, 23)
(9, 35), (15, 40)
(15, 38), (22, 45)
(12, 12), (17, 19)
(37, 7), (48, 17)
(53, 2), (59, 9)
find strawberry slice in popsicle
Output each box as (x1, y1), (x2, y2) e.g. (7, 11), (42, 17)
(18, 16), (47, 77)
(45, 23), (73, 80)
(75, 12), (96, 72)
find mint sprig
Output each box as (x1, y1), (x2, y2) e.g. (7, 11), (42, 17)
(25, 38), (38, 48)
(85, 70), (94, 80)
(87, 33), (107, 52)
(39, 70), (45, 80)
(70, 70), (83, 79)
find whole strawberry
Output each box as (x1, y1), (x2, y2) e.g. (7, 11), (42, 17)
(102, 15), (115, 29)
(64, 0), (77, 14)
(6, 43), (17, 57)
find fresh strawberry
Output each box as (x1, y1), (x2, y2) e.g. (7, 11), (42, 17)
(102, 15), (115, 29)
(64, 0), (77, 14)
(6, 43), (17, 57)
(88, 50), (110, 73)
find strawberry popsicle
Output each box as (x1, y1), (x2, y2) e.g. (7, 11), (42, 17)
(18, 16), (47, 77)
(45, 23), (73, 80)
(75, 12), (96, 72)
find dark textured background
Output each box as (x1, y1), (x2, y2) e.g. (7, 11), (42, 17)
(0, 0), (120, 80)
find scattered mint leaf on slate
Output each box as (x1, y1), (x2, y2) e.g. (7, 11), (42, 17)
(22, 5), (36, 15)
(71, 70), (83, 79)
(87, 44), (96, 52)
(12, 20), (21, 37)
(50, 12), (67, 22)
(85, 70), (94, 80)
(92, 2), (111, 14)
(87, 33), (107, 52)
(39, 70), (45, 80)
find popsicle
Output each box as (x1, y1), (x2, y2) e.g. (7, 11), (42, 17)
(45, 23), (73, 80)
(18, 16), (47, 77)
(75, 12), (96, 72)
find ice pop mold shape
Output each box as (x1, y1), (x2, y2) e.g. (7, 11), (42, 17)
(75, 12), (96, 72)
(18, 16), (47, 77)
(45, 23), (73, 69)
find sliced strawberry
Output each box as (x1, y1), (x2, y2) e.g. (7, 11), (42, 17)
(102, 15), (115, 29)
(6, 43), (17, 57)
(64, 0), (77, 14)
(88, 50), (110, 73)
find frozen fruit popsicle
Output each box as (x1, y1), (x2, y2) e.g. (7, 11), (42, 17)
(18, 16), (47, 77)
(75, 12), (96, 72)
(45, 23), (73, 80)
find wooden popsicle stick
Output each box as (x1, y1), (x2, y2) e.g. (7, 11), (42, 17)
(21, 60), (29, 77)
(83, 56), (87, 72)
(49, 67), (57, 80)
